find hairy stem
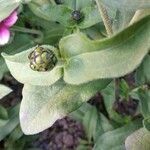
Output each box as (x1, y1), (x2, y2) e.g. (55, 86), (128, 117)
(95, 0), (113, 36)
(95, 1), (119, 99)
(129, 9), (149, 25)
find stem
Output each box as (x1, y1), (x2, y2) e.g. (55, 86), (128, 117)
(95, 0), (113, 36)
(95, 1), (117, 100)
(11, 26), (44, 43)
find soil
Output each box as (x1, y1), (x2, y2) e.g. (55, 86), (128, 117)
(32, 117), (85, 150)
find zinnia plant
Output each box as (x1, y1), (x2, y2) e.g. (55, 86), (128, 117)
(0, 0), (150, 149)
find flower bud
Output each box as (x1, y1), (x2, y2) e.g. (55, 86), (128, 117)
(28, 46), (57, 72)
(72, 10), (83, 22)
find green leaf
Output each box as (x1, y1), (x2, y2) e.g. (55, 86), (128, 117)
(2, 45), (63, 86)
(63, 0), (94, 10)
(130, 87), (150, 131)
(7, 125), (23, 141)
(0, 0), (20, 22)
(125, 128), (150, 150)
(42, 22), (64, 45)
(4, 137), (26, 150)
(101, 81), (131, 124)
(143, 118), (150, 131)
(83, 106), (98, 142)
(28, 2), (73, 27)
(15, 6), (65, 44)
(0, 105), (9, 127)
(93, 119), (142, 150)
(135, 54), (150, 85)
(77, 144), (90, 150)
(0, 105), (8, 120)
(63, 16), (150, 84)
(99, 113), (114, 133)
(137, 88), (150, 119)
(76, 0), (94, 10)
(94, 113), (114, 142)
(113, 10), (135, 33)
(119, 79), (130, 99)
(4, 125), (24, 150)
(28, 0), (49, 6)
(4, 125), (25, 150)
(82, 23), (106, 40)
(101, 0), (150, 11)
(0, 33), (35, 80)
(129, 9), (150, 25)
(63, 0), (75, 9)
(20, 79), (110, 135)
(0, 84), (12, 99)
(71, 103), (113, 142)
(78, 6), (101, 29)
(0, 104), (19, 141)
(59, 32), (96, 58)
(70, 103), (92, 122)
(28, 0), (102, 29)
(101, 82), (116, 118)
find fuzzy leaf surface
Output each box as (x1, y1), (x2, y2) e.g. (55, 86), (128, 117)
(20, 79), (110, 134)
(62, 16), (150, 84)
(125, 128), (150, 150)
(101, 0), (150, 11)
(2, 45), (62, 86)
(28, 0), (101, 29)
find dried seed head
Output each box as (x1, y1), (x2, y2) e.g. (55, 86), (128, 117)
(28, 46), (57, 72)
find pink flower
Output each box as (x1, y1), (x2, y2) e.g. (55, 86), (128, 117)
(0, 11), (18, 45)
